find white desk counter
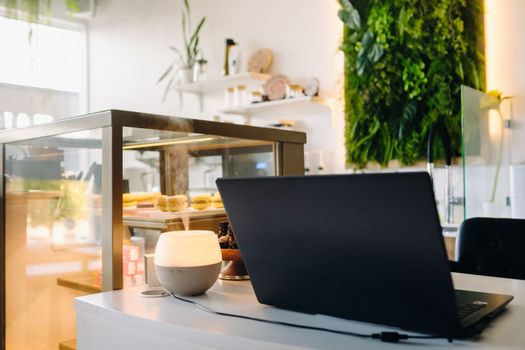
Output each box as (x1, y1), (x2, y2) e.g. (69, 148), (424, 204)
(75, 273), (525, 350)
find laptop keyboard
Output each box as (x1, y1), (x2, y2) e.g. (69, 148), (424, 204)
(457, 301), (487, 319)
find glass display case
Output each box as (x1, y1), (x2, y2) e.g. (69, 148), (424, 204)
(0, 110), (306, 350)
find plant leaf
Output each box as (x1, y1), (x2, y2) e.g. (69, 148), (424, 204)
(397, 7), (407, 43)
(157, 62), (175, 84)
(368, 43), (383, 63)
(182, 11), (189, 50)
(356, 31), (372, 75)
(348, 32), (360, 43)
(193, 36), (200, 58)
(337, 3), (361, 30)
(186, 17), (205, 67)
(188, 17), (206, 51)
(355, 31), (383, 75)
(162, 77), (175, 102)
(168, 46), (185, 65)
(398, 101), (417, 140)
(456, 61), (464, 81)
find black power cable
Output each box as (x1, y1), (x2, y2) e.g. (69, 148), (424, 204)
(171, 294), (453, 344)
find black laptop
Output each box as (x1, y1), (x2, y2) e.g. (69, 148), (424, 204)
(216, 172), (513, 338)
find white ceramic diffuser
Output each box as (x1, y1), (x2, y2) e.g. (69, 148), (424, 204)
(154, 230), (222, 296)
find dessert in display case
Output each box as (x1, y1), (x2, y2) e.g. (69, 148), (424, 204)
(0, 110), (305, 350)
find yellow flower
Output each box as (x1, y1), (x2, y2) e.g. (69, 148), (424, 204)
(487, 90), (503, 99)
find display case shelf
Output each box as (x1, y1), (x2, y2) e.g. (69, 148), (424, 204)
(57, 275), (101, 294)
(174, 72), (270, 94)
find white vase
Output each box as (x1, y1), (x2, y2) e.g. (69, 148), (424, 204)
(179, 68), (193, 84)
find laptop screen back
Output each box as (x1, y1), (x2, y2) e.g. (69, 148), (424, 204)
(216, 172), (461, 335)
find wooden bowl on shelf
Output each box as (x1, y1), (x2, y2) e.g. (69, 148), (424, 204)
(219, 249), (249, 280)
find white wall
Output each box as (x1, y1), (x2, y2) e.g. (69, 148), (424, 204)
(88, 0), (346, 172)
(485, 0), (525, 164)
(87, 0), (525, 220)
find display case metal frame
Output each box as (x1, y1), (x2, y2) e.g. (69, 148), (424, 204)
(0, 110), (306, 349)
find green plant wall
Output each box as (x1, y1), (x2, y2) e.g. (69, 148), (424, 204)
(339, 0), (485, 167)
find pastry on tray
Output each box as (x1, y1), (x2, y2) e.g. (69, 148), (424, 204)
(212, 191), (223, 208)
(167, 195), (188, 212)
(191, 194), (212, 210)
(123, 192), (161, 208)
(155, 195), (188, 212)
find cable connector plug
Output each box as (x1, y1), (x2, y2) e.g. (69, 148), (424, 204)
(372, 332), (409, 343)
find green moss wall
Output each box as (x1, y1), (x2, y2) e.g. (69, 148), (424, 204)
(339, 0), (485, 167)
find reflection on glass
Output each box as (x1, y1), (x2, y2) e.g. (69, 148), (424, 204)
(462, 85), (513, 219)
(5, 129), (103, 350)
(122, 127), (275, 196)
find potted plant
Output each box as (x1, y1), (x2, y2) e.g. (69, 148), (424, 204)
(158, 0), (206, 101)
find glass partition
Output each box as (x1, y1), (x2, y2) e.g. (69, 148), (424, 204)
(462, 85), (513, 219)
(4, 129), (103, 350)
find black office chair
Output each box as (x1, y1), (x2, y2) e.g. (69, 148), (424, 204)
(451, 217), (525, 280)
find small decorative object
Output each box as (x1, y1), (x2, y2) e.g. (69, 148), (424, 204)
(268, 119), (295, 129)
(293, 84), (305, 98)
(144, 254), (161, 287)
(179, 68), (193, 85)
(285, 84), (304, 99)
(259, 86), (269, 102)
(154, 230), (222, 296)
(285, 83), (292, 99)
(157, 0), (206, 101)
(263, 74), (290, 101)
(228, 42), (242, 75)
(304, 151), (311, 175)
(234, 85), (248, 106)
(217, 222), (249, 280)
(223, 38), (236, 76)
(304, 78), (319, 97)
(318, 150), (325, 174)
(248, 48), (273, 73)
(224, 87), (235, 108)
(249, 91), (263, 104)
(193, 58), (208, 82)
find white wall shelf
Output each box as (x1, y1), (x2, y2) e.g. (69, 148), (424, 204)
(219, 96), (327, 116)
(171, 72), (335, 127)
(174, 72), (270, 94)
